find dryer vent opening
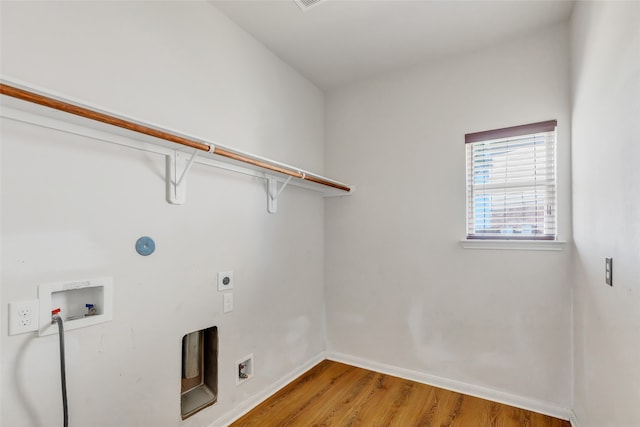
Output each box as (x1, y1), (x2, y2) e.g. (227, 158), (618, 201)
(180, 326), (218, 419)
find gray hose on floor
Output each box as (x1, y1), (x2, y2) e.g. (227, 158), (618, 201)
(52, 315), (68, 427)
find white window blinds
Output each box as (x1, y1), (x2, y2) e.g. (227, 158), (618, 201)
(465, 120), (557, 240)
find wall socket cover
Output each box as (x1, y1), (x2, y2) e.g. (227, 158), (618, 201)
(8, 300), (39, 335)
(217, 271), (234, 291)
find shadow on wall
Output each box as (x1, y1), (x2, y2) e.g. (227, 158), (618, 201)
(12, 337), (44, 426)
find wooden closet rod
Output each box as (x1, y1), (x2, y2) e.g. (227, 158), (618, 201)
(0, 83), (351, 192)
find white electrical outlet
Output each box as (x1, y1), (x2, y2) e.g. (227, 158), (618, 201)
(217, 271), (234, 291)
(9, 300), (39, 335)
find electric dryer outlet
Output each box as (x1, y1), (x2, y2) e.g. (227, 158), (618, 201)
(217, 271), (234, 291)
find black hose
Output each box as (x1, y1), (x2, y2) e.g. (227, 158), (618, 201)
(53, 316), (68, 427)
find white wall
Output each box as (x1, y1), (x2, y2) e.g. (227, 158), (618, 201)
(7, 2), (638, 426)
(1, 2), (327, 426)
(325, 23), (573, 414)
(570, 2), (640, 426)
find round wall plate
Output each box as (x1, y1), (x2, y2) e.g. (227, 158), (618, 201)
(135, 236), (156, 256)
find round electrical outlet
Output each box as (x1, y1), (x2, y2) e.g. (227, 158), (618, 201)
(217, 271), (234, 291)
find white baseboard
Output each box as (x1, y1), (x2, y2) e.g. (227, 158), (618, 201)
(326, 351), (571, 422)
(209, 352), (325, 427)
(570, 409), (580, 427)
(210, 351), (573, 426)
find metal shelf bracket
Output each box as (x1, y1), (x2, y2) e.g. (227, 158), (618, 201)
(166, 149), (199, 205)
(267, 176), (293, 214)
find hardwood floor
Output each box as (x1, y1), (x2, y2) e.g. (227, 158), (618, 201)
(231, 360), (571, 427)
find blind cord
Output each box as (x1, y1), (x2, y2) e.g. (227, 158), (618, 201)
(52, 315), (69, 427)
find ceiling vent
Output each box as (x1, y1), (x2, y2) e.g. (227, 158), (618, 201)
(294, 0), (325, 11)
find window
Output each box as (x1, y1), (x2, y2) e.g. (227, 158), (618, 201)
(465, 120), (557, 240)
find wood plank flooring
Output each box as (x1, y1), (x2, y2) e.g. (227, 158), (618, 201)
(231, 360), (570, 427)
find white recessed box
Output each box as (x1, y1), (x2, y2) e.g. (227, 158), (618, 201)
(38, 276), (113, 336)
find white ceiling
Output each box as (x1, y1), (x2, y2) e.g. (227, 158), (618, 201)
(211, 0), (575, 90)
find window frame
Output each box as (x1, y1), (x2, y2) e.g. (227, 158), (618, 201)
(464, 120), (558, 241)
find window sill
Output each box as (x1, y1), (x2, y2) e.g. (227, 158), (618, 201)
(459, 240), (566, 251)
